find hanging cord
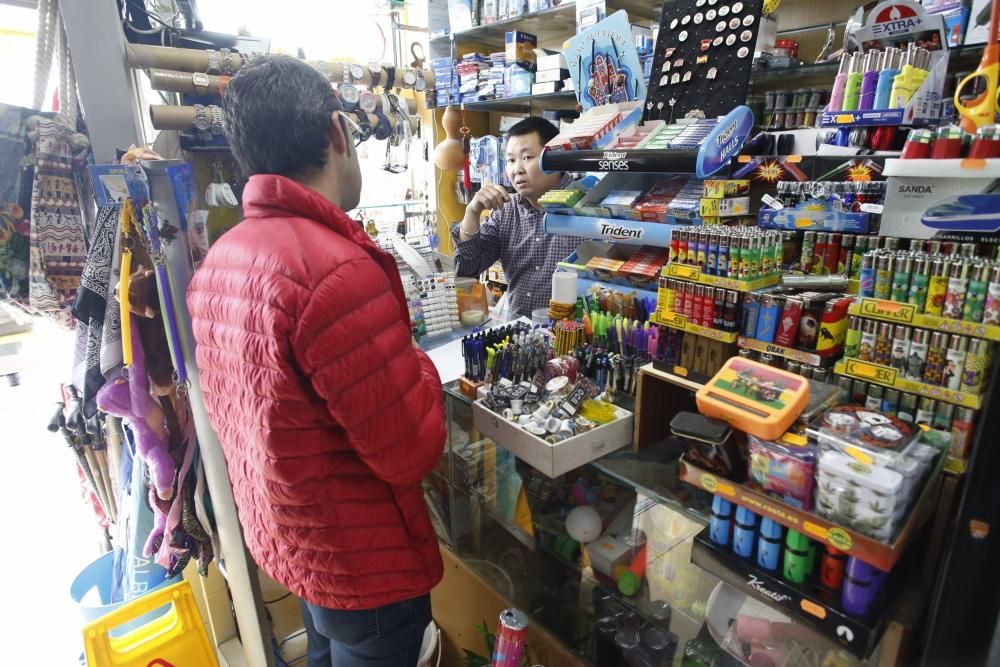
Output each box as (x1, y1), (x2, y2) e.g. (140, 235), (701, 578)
(32, 0), (78, 129)
(33, 0), (56, 110)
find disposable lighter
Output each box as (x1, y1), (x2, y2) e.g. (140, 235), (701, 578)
(733, 506), (758, 558)
(757, 518), (784, 572)
(842, 556), (884, 617)
(859, 51), (882, 110)
(842, 53), (864, 111)
(783, 529), (811, 584)
(710, 496), (733, 546)
(828, 53), (852, 112)
(874, 48), (902, 110)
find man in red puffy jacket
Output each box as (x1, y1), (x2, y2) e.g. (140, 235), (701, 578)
(187, 55), (446, 666)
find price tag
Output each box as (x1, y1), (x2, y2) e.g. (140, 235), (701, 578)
(860, 203), (884, 214)
(668, 264), (702, 280)
(762, 193), (784, 210)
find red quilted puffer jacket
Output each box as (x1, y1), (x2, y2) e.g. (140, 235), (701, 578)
(187, 174), (446, 610)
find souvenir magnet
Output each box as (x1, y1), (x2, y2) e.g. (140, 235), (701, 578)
(679, 30), (689, 41)
(716, 21), (727, 32)
(726, 33), (737, 46)
(732, 2), (744, 13)
(670, 18), (679, 29)
(682, 14), (691, 25)
(700, 39), (712, 51)
(738, 46), (750, 58)
(683, 71), (693, 82)
(729, 17), (741, 29)
(707, 67), (718, 79)
(719, 5), (730, 16)
(662, 61), (671, 72)
(707, 8), (717, 20)
(694, 12), (704, 24)
(660, 74), (671, 87)
(741, 29), (753, 42)
(743, 14), (755, 26)
(671, 72), (681, 84)
(674, 58), (685, 68)
(697, 55), (709, 64)
(665, 47), (676, 58)
(713, 35), (723, 46)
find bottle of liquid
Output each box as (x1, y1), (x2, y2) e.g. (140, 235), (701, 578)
(874, 47), (902, 110)
(859, 50), (882, 110)
(828, 52), (853, 112)
(842, 53), (864, 112)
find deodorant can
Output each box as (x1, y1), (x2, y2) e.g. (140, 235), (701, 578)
(925, 258), (949, 316)
(945, 335), (968, 390)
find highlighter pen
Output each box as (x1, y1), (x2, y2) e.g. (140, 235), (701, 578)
(874, 48), (902, 110)
(828, 52), (852, 112)
(842, 53), (864, 112)
(859, 51), (882, 111)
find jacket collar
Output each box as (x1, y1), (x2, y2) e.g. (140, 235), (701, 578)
(241, 174), (412, 325)
(242, 174), (372, 247)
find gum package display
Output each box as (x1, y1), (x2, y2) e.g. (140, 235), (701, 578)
(643, 0), (765, 122)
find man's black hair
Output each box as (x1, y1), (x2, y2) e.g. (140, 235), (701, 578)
(507, 116), (559, 147)
(221, 54), (343, 179)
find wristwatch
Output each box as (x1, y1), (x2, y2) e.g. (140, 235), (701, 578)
(359, 89), (378, 114)
(353, 110), (373, 143)
(350, 63), (365, 82)
(385, 65), (397, 90)
(205, 50), (221, 75)
(210, 105), (224, 134)
(403, 68), (417, 88)
(193, 104), (211, 131)
(368, 62), (382, 89)
(414, 69), (427, 91)
(220, 48), (236, 75)
(192, 72), (211, 95)
(339, 65), (360, 112)
(374, 97), (393, 141)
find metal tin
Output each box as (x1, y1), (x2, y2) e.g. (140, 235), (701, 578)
(785, 360), (802, 375)
(813, 367), (829, 383)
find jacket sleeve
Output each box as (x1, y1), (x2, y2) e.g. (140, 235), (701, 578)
(451, 208), (504, 278)
(291, 256), (446, 486)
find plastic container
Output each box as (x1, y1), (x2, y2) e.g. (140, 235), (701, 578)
(748, 434), (817, 509)
(807, 405), (919, 468)
(816, 450), (905, 542)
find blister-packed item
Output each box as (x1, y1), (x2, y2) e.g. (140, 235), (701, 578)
(808, 405), (919, 468)
(816, 450), (905, 542)
(748, 434), (817, 509)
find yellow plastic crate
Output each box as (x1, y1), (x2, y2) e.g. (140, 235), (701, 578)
(83, 580), (218, 667)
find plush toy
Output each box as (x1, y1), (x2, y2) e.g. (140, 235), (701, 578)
(97, 315), (175, 501)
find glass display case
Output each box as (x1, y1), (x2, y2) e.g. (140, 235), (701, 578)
(423, 379), (912, 667)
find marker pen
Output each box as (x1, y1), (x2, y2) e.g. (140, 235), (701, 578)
(828, 53), (852, 112)
(843, 53), (864, 111)
(859, 51), (882, 110)
(874, 47), (901, 110)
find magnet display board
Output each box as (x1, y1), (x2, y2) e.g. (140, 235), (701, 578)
(642, 0), (765, 123)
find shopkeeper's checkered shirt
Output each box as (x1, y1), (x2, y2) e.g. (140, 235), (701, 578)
(452, 175), (586, 317)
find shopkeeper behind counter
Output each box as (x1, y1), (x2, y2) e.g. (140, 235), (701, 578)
(453, 117), (587, 318)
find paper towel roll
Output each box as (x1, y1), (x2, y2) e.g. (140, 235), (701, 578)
(551, 271), (578, 305)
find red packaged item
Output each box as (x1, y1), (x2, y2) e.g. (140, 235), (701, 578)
(901, 128), (933, 159)
(969, 125), (1000, 159)
(774, 296), (803, 347)
(930, 125), (964, 159)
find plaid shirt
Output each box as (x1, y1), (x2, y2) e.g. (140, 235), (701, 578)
(452, 175), (586, 317)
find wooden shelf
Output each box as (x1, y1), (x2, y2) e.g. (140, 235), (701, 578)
(679, 456), (946, 573)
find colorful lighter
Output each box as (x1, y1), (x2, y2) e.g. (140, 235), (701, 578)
(842, 53), (864, 111)
(783, 530), (811, 584)
(890, 46), (922, 109)
(859, 51), (882, 111)
(733, 506), (758, 558)
(754, 296), (781, 343)
(874, 48), (902, 110)
(842, 556), (883, 617)
(828, 52), (852, 112)
(757, 518), (783, 572)
(821, 546), (848, 591)
(742, 293), (761, 338)
(710, 496), (733, 546)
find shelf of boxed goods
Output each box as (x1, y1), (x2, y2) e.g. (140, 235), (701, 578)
(848, 298), (1000, 342)
(833, 358), (983, 410)
(678, 453), (948, 573)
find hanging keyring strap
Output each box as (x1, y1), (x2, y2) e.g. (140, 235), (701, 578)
(142, 203), (190, 393)
(118, 198), (140, 371)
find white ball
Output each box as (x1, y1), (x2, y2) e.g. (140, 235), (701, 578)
(566, 506), (603, 544)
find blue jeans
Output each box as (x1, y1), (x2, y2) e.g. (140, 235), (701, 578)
(299, 594), (432, 667)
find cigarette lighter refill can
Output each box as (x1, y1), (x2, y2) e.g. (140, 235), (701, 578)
(859, 252), (876, 297)
(801, 231), (816, 274)
(891, 254), (913, 302)
(964, 263), (990, 322)
(908, 256), (930, 311)
(922, 332), (948, 386)
(961, 338), (991, 394)
(925, 258), (949, 316)
(943, 260), (970, 319)
(845, 316), (862, 358)
(945, 336), (968, 390)
(874, 254), (893, 299)
(733, 506), (758, 558)
(493, 609), (529, 667)
(890, 325), (911, 371)
(906, 329), (929, 379)
(860, 319), (878, 362)
(898, 392), (917, 423)
(984, 265), (1000, 325)
(874, 322), (894, 366)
